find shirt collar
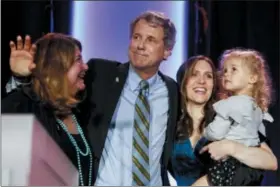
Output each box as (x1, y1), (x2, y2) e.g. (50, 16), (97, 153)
(127, 64), (158, 93)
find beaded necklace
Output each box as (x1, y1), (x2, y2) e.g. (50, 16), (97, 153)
(56, 114), (93, 186)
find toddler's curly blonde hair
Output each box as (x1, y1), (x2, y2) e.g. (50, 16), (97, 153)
(219, 48), (273, 112)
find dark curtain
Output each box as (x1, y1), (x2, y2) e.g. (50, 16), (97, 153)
(190, 1), (280, 185)
(1, 0), (72, 98)
(1, 1), (49, 98)
(52, 1), (73, 34)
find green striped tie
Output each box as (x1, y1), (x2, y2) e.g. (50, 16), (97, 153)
(132, 80), (150, 186)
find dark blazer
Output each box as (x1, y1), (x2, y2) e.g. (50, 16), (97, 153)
(1, 87), (91, 170)
(78, 58), (180, 185)
(1, 87), (63, 138)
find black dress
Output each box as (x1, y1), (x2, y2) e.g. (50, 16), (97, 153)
(59, 133), (92, 185)
(1, 86), (94, 186)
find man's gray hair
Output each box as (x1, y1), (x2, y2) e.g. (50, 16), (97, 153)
(130, 11), (177, 50)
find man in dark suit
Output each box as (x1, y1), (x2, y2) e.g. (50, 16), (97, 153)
(6, 11), (180, 186)
(80, 11), (180, 186)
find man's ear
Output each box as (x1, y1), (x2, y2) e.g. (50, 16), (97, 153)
(163, 49), (172, 60)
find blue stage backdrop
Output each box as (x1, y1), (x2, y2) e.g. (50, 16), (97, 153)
(71, 1), (188, 80)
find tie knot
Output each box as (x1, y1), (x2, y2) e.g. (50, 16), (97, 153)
(139, 80), (149, 90)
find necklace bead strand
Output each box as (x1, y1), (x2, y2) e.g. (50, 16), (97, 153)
(56, 115), (93, 186)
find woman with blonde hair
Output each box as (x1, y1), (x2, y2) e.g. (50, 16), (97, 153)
(2, 33), (93, 186)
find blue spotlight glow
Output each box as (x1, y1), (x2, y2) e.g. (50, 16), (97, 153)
(164, 0), (187, 79)
(71, 1), (188, 80)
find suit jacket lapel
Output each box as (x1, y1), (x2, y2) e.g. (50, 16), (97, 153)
(158, 72), (179, 166)
(103, 62), (129, 124)
(95, 62), (129, 158)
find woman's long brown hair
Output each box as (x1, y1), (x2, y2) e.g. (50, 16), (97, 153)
(176, 55), (218, 141)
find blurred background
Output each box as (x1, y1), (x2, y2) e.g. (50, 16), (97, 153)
(1, 1), (279, 185)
